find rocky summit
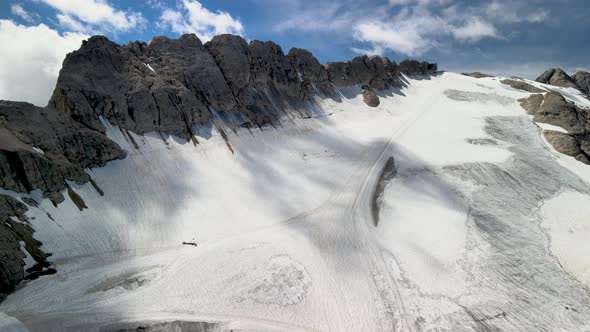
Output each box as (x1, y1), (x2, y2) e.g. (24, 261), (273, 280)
(536, 68), (579, 89)
(49, 34), (436, 140)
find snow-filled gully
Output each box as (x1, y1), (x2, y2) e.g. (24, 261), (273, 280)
(2, 73), (590, 331)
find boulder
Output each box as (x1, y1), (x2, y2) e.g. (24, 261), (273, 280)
(362, 85), (380, 107)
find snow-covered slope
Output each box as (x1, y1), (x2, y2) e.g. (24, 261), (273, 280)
(2, 73), (590, 331)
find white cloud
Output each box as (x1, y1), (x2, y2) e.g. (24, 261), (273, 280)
(56, 14), (91, 34)
(272, 0), (549, 57)
(389, 0), (452, 6)
(0, 20), (88, 106)
(451, 17), (498, 42)
(11, 4), (35, 23)
(484, 1), (548, 24)
(353, 19), (436, 56)
(40, 0), (145, 32)
(159, 0), (244, 41)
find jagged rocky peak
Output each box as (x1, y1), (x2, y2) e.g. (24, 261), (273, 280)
(535, 68), (578, 88)
(49, 33), (437, 139)
(325, 55), (403, 89)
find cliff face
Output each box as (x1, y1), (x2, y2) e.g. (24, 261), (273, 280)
(48, 34), (437, 138)
(0, 33), (437, 298)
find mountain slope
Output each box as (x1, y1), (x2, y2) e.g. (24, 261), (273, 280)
(1, 70), (590, 331)
(0, 33), (435, 299)
(1, 34), (590, 332)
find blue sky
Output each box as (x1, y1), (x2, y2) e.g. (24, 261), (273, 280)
(1, 0), (589, 105)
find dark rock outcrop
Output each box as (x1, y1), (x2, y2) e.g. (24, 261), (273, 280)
(49, 34), (436, 136)
(325, 55), (405, 89)
(0, 100), (124, 298)
(518, 94), (544, 114)
(399, 60), (438, 76)
(0, 101), (126, 203)
(573, 71), (590, 95)
(361, 85), (380, 107)
(534, 92), (588, 133)
(0, 194), (52, 299)
(536, 68), (578, 89)
(462, 72), (493, 78)
(543, 131), (590, 164)
(519, 90), (590, 165)
(501, 79), (546, 93)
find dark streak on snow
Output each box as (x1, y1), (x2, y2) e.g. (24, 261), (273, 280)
(66, 185), (88, 211)
(101, 320), (220, 332)
(372, 156), (397, 227)
(89, 178), (104, 196)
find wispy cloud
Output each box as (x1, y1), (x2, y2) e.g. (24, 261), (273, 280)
(158, 0), (244, 41)
(451, 17), (498, 42)
(39, 0), (145, 33)
(270, 0), (549, 57)
(11, 4), (37, 23)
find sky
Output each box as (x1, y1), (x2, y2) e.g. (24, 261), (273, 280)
(1, 0), (589, 106)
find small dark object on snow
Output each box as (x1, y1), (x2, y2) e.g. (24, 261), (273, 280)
(183, 238), (198, 246)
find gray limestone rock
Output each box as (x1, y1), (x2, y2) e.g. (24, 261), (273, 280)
(362, 85), (380, 107)
(543, 131), (590, 164)
(399, 60), (438, 76)
(0, 101), (125, 201)
(462, 72), (493, 78)
(534, 92), (587, 133)
(0, 194), (51, 297)
(326, 56), (409, 89)
(535, 68), (578, 89)
(518, 94), (544, 114)
(501, 79), (546, 93)
(573, 71), (590, 95)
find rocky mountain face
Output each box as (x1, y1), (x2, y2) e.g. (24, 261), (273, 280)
(519, 92), (590, 164)
(0, 33), (437, 299)
(536, 68), (578, 88)
(573, 71), (590, 95)
(49, 34), (436, 140)
(536, 68), (588, 93)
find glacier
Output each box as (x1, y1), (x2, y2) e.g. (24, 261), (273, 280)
(1, 73), (590, 331)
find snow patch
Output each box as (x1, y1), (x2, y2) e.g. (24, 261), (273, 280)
(18, 241), (35, 272)
(540, 190), (590, 288)
(144, 63), (155, 73)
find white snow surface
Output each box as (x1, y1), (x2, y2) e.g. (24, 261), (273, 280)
(2, 73), (590, 331)
(144, 63), (156, 73)
(18, 242), (35, 272)
(540, 190), (590, 288)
